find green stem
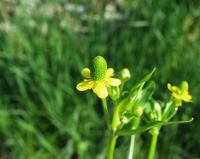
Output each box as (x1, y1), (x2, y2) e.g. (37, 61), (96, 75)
(128, 117), (141, 159)
(120, 82), (125, 92)
(101, 98), (110, 129)
(128, 135), (135, 159)
(107, 134), (117, 159)
(148, 133), (158, 159)
(162, 102), (175, 121)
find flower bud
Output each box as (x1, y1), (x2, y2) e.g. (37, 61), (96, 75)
(150, 101), (162, 121)
(108, 86), (120, 101)
(120, 68), (131, 81)
(133, 105), (144, 117)
(91, 56), (107, 80)
(121, 116), (129, 124)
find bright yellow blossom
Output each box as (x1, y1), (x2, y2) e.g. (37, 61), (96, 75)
(76, 56), (121, 98)
(167, 81), (192, 106)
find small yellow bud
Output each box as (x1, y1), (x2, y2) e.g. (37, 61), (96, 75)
(81, 68), (91, 78)
(120, 68), (131, 81)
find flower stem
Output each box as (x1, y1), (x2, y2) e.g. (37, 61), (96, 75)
(147, 133), (158, 159)
(107, 134), (117, 159)
(128, 135), (135, 159)
(101, 98), (110, 129)
(128, 117), (141, 159)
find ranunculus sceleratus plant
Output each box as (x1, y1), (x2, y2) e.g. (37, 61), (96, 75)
(76, 56), (193, 159)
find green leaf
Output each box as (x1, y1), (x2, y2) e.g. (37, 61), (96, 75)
(113, 75), (157, 130)
(130, 67), (156, 92)
(139, 81), (156, 104)
(117, 118), (193, 136)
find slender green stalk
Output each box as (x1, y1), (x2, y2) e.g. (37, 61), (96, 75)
(128, 135), (135, 159)
(128, 117), (141, 159)
(101, 98), (110, 129)
(120, 82), (125, 93)
(148, 133), (158, 159)
(107, 134), (117, 159)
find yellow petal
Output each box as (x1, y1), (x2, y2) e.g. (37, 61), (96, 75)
(182, 93), (192, 102)
(172, 92), (182, 100)
(167, 83), (173, 91)
(76, 80), (94, 91)
(167, 83), (180, 94)
(107, 78), (121, 86)
(81, 68), (91, 78)
(106, 68), (114, 77)
(93, 82), (108, 98)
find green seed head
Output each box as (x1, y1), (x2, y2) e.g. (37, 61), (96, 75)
(91, 56), (107, 80)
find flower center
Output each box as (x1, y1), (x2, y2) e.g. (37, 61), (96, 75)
(91, 56), (107, 80)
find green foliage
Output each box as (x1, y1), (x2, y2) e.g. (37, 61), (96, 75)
(0, 0), (200, 158)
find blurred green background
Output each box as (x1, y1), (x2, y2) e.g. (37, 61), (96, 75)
(0, 0), (200, 159)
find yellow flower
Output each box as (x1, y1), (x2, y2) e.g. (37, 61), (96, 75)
(76, 56), (121, 98)
(167, 81), (192, 106)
